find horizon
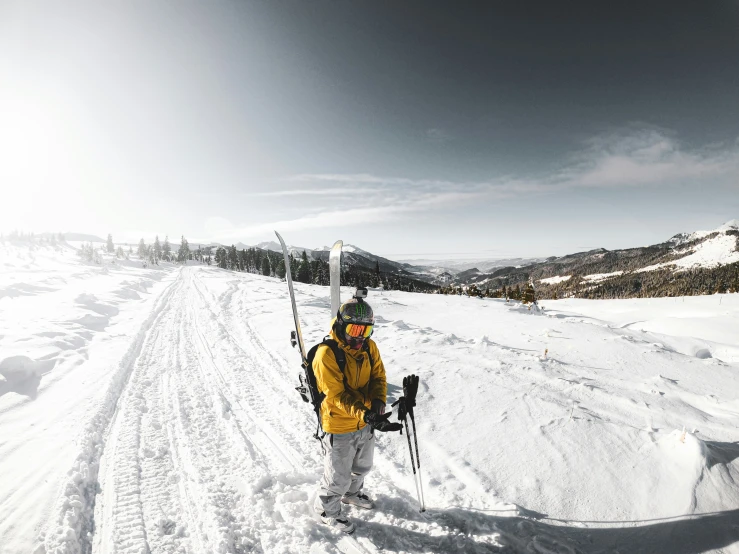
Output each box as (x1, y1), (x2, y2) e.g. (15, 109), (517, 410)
(2, 1), (738, 257)
(12, 215), (736, 264)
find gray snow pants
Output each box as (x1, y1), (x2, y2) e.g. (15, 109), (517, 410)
(315, 425), (375, 517)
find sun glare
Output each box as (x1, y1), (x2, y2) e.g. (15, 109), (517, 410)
(0, 86), (86, 233)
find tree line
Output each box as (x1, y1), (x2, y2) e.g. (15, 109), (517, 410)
(210, 247), (438, 293)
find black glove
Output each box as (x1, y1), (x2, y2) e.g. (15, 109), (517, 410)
(392, 397), (408, 422)
(364, 410), (403, 433)
(403, 374), (419, 409)
(370, 399), (386, 415)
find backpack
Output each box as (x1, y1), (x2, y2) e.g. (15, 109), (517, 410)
(297, 337), (373, 440)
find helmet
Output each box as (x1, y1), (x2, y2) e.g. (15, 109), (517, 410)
(336, 298), (374, 348)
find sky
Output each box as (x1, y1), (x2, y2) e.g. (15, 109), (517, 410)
(1, 1), (738, 259)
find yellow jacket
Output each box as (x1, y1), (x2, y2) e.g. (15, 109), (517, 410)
(313, 328), (387, 434)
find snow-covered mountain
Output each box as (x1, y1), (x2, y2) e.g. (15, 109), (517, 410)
(452, 219), (739, 296)
(200, 219), (739, 292)
(398, 256), (545, 275)
(255, 240), (424, 278)
(62, 232), (106, 243)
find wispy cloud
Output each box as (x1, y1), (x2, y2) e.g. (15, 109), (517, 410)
(203, 204), (417, 243)
(293, 128), (738, 197)
(209, 127), (738, 240)
(244, 188), (350, 197)
(556, 127), (738, 189)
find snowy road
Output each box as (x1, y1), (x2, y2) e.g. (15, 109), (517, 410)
(2, 248), (739, 553)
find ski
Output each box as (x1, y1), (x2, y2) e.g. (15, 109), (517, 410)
(329, 240), (343, 320)
(275, 231), (307, 364)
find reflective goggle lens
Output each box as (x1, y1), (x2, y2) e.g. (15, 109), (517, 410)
(345, 323), (373, 338)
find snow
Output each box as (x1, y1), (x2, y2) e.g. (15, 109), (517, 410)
(672, 233), (739, 269)
(539, 275), (571, 285)
(581, 270), (624, 282)
(717, 219), (739, 232)
(640, 225), (739, 273)
(1, 241), (738, 554)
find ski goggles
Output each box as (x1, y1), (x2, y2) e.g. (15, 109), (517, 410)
(345, 323), (373, 338)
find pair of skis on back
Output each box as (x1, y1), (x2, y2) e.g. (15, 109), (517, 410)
(274, 231), (426, 512)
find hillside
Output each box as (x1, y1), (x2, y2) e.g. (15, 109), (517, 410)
(451, 220), (739, 299)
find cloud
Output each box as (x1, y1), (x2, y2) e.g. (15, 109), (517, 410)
(555, 128), (738, 189)
(209, 127), (739, 242)
(294, 128), (738, 197)
(203, 204), (417, 243)
(244, 188), (350, 197)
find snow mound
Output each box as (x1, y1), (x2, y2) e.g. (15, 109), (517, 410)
(0, 355), (55, 399)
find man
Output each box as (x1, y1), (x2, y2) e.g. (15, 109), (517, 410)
(313, 296), (402, 533)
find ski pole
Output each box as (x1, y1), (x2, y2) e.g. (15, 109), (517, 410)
(403, 413), (423, 511)
(409, 411), (426, 511)
(395, 397), (423, 512)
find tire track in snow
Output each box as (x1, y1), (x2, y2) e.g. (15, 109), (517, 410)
(93, 270), (260, 554)
(43, 271), (182, 554)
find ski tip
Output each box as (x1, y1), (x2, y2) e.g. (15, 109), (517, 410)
(331, 239), (343, 250)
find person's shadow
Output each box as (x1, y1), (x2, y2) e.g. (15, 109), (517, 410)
(355, 492), (739, 553)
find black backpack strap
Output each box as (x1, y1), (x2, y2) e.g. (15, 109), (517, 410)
(362, 340), (374, 370)
(321, 338), (348, 387)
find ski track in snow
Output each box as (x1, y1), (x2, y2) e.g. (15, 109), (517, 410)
(2, 253), (737, 554)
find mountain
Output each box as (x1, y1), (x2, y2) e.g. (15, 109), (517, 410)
(451, 220), (739, 299)
(397, 256), (544, 274)
(311, 244), (418, 277)
(256, 240), (316, 258)
(197, 219), (739, 295)
(255, 241), (423, 279)
(63, 232), (106, 243)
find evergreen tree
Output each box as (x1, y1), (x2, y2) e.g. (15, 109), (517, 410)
(297, 250), (311, 283)
(215, 247), (227, 269)
(163, 236), (171, 261)
(154, 235), (162, 261)
(522, 282), (536, 304)
(289, 253), (298, 280)
(137, 238), (147, 259)
(276, 258), (287, 279)
(228, 245), (238, 269)
(261, 256), (271, 276)
(177, 235), (190, 263)
(106, 234), (114, 253)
